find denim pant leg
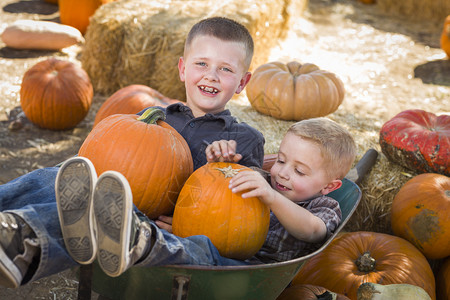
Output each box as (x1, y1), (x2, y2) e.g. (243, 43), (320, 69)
(136, 222), (249, 268)
(0, 167), (76, 282)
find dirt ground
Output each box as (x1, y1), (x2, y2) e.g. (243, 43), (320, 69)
(0, 0), (448, 299)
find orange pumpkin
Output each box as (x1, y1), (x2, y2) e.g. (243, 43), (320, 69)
(441, 15), (450, 58)
(292, 231), (436, 300)
(93, 84), (180, 127)
(391, 173), (450, 259)
(277, 284), (350, 300)
(437, 257), (450, 300)
(78, 108), (193, 219)
(172, 162), (270, 260)
(379, 109), (450, 176)
(20, 58), (93, 130)
(59, 0), (115, 35)
(246, 61), (345, 121)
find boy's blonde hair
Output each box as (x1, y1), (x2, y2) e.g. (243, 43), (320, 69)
(185, 17), (254, 70)
(288, 118), (356, 180)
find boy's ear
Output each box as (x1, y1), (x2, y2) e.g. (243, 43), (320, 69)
(178, 57), (186, 82)
(320, 179), (342, 196)
(235, 72), (252, 94)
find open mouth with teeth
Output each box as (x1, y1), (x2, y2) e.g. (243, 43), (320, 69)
(275, 181), (291, 192)
(199, 85), (219, 94)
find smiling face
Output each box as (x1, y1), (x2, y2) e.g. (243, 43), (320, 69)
(270, 133), (335, 203)
(178, 35), (251, 117)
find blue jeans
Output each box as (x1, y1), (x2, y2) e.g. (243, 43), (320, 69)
(0, 167), (247, 284)
(0, 167), (76, 282)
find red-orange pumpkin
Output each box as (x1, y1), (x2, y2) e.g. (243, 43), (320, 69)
(59, 0), (115, 35)
(20, 58), (93, 130)
(78, 108), (193, 219)
(93, 84), (180, 127)
(246, 61), (345, 121)
(379, 109), (450, 176)
(391, 173), (450, 259)
(441, 15), (450, 58)
(437, 257), (450, 300)
(292, 231), (436, 300)
(172, 162), (270, 260)
(277, 284), (350, 300)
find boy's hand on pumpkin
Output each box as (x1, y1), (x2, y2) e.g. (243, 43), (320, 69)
(155, 215), (173, 233)
(205, 140), (242, 163)
(229, 170), (276, 205)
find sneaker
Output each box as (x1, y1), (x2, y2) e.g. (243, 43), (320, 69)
(0, 212), (39, 288)
(94, 171), (151, 277)
(56, 156), (97, 264)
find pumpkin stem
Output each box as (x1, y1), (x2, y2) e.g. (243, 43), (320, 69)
(355, 251), (376, 272)
(137, 107), (166, 124)
(216, 165), (245, 178)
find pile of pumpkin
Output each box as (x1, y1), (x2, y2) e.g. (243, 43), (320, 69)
(3, 2), (450, 299)
(15, 54), (450, 299)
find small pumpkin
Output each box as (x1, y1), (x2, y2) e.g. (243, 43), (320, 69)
(78, 108), (193, 219)
(379, 109), (450, 176)
(1, 20), (84, 50)
(59, 0), (115, 35)
(437, 257), (450, 300)
(20, 58), (93, 130)
(440, 15), (450, 58)
(277, 284), (350, 300)
(172, 162), (270, 260)
(93, 84), (180, 127)
(357, 282), (431, 300)
(246, 61), (345, 121)
(391, 173), (450, 259)
(292, 231), (436, 300)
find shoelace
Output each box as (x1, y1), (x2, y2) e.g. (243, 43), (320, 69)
(0, 213), (18, 231)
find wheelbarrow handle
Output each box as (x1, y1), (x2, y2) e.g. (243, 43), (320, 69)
(345, 148), (379, 185)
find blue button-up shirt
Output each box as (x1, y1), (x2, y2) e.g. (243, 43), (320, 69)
(138, 103), (265, 170)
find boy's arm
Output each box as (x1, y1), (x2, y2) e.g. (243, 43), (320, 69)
(229, 171), (328, 243)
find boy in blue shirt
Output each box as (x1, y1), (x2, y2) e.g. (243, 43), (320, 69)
(0, 17), (264, 288)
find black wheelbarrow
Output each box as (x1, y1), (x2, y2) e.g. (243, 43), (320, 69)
(77, 149), (378, 300)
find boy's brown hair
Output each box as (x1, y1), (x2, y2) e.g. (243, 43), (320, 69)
(288, 118), (356, 180)
(185, 17), (254, 70)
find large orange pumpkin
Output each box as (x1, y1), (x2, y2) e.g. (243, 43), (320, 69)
(93, 84), (180, 127)
(246, 61), (345, 121)
(78, 108), (193, 219)
(172, 162), (270, 260)
(292, 231), (436, 300)
(20, 58), (93, 130)
(379, 109), (450, 176)
(391, 173), (450, 259)
(437, 257), (450, 300)
(59, 0), (115, 35)
(441, 15), (450, 58)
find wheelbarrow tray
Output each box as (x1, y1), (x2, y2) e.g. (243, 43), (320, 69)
(90, 177), (362, 300)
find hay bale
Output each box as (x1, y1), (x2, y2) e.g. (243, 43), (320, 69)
(226, 94), (419, 234)
(81, 0), (307, 100)
(376, 0), (450, 21)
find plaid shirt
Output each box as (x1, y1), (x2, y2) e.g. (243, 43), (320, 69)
(248, 194), (342, 264)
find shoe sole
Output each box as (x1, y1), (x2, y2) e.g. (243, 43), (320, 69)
(56, 157), (97, 264)
(94, 171), (133, 277)
(0, 245), (21, 288)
